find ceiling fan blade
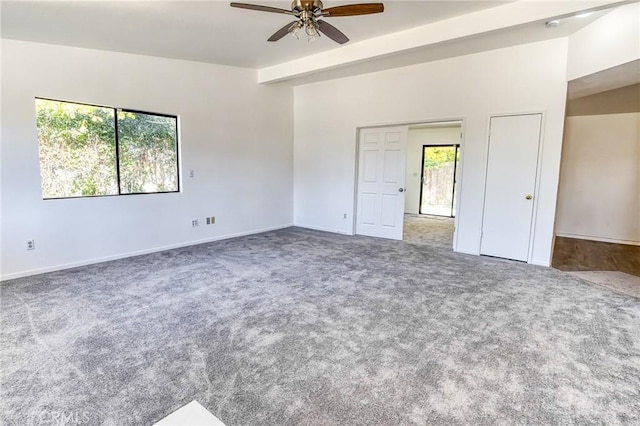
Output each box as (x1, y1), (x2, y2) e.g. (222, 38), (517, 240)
(230, 2), (295, 15)
(268, 21), (298, 42)
(321, 3), (384, 17)
(316, 20), (349, 44)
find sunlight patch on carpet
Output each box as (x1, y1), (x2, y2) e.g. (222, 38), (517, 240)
(154, 401), (225, 426)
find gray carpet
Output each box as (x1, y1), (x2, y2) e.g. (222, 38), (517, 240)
(1, 227), (639, 425)
(567, 271), (640, 299)
(403, 214), (454, 249)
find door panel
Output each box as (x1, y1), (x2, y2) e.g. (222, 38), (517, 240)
(356, 126), (408, 240)
(481, 114), (542, 261)
(362, 151), (377, 182)
(381, 194), (398, 226)
(383, 150), (400, 182)
(361, 193), (376, 224)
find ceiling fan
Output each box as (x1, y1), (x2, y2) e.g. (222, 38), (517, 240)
(230, 0), (384, 44)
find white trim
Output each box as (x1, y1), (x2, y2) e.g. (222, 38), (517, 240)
(478, 115), (493, 255)
(351, 127), (360, 236)
(527, 112), (546, 264)
(530, 259), (551, 267)
(0, 224), (293, 282)
(294, 223), (353, 236)
(452, 119), (466, 253)
(455, 248), (480, 256)
(556, 233), (640, 246)
(355, 117), (465, 132)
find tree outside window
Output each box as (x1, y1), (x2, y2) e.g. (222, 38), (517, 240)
(35, 99), (179, 199)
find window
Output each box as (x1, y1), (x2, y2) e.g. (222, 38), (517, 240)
(35, 98), (179, 199)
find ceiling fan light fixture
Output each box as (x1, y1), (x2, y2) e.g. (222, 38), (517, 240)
(289, 21), (303, 39)
(304, 19), (320, 41)
(231, 1), (383, 44)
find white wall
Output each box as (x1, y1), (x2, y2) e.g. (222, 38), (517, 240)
(405, 126), (461, 215)
(556, 113), (640, 244)
(293, 38), (569, 265)
(0, 40), (293, 280)
(567, 2), (640, 81)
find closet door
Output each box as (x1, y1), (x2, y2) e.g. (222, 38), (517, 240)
(481, 114), (542, 262)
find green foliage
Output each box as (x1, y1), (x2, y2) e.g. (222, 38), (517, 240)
(36, 99), (178, 198)
(117, 111), (177, 194)
(424, 146), (457, 170)
(36, 99), (117, 198)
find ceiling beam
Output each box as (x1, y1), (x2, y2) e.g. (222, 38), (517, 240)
(257, 0), (626, 84)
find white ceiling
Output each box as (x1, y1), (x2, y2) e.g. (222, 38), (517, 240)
(0, 0), (626, 83)
(1, 0), (509, 68)
(567, 59), (640, 99)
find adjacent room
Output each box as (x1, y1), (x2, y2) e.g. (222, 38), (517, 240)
(402, 122), (461, 249)
(1, 1), (639, 425)
(553, 63), (640, 292)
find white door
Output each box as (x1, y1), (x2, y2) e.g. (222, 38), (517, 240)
(481, 114), (542, 261)
(356, 126), (408, 240)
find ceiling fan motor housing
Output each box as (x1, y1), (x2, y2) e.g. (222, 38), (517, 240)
(292, 0), (324, 13)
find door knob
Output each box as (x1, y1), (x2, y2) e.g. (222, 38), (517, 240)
(525, 194), (533, 200)
(399, 188), (405, 192)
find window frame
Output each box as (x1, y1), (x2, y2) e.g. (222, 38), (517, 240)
(35, 97), (180, 200)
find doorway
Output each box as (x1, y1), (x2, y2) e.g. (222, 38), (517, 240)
(402, 121), (462, 249)
(419, 144), (460, 217)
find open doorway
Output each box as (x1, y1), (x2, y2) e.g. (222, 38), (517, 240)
(419, 144), (460, 217)
(552, 63), (639, 297)
(403, 121), (462, 249)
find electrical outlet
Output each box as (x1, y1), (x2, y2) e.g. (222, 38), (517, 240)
(343, 213), (347, 219)
(191, 219), (199, 227)
(206, 217), (211, 225)
(189, 170), (195, 178)
(26, 240), (35, 250)
(211, 216), (215, 224)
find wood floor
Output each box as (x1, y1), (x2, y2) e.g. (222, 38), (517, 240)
(552, 237), (640, 277)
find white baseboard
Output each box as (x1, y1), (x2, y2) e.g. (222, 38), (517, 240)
(0, 224), (293, 282)
(294, 223), (354, 236)
(530, 259), (551, 267)
(454, 248), (480, 256)
(556, 233), (640, 246)
(457, 248), (550, 267)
